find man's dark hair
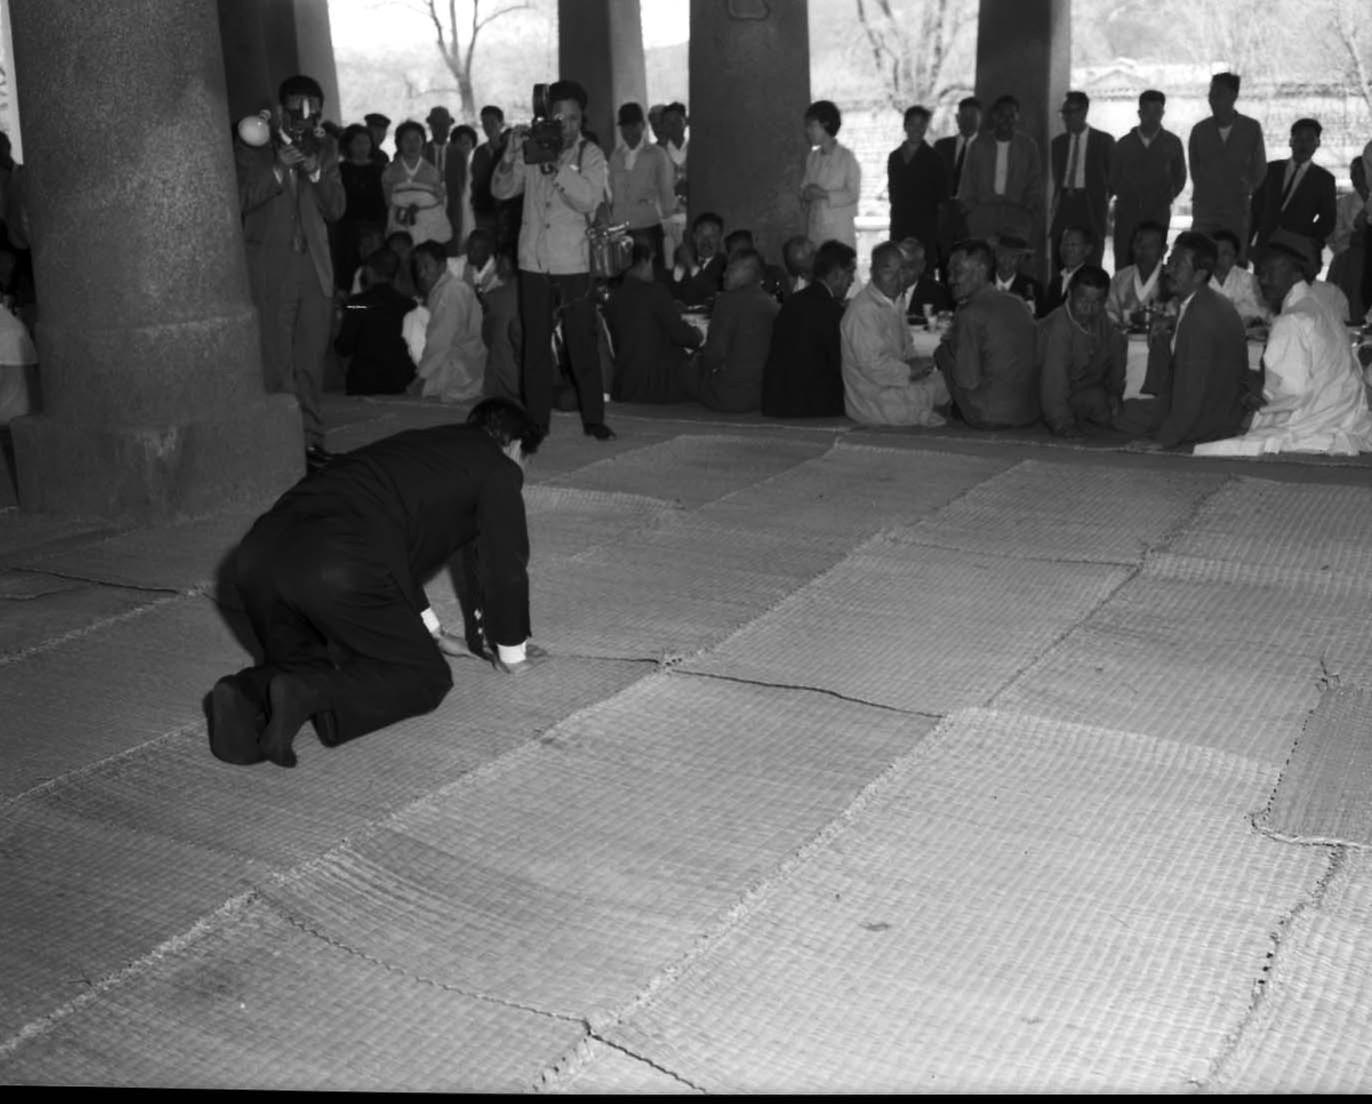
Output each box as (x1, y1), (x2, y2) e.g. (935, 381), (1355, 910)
(728, 247), (764, 283)
(1068, 264), (1110, 295)
(393, 120), (425, 145)
(364, 112), (391, 127)
(548, 79), (589, 110)
(1211, 72), (1240, 95)
(870, 241), (904, 271)
(1259, 242), (1308, 272)
(364, 247), (400, 283)
(958, 96), (982, 112)
(1211, 227), (1241, 251)
(479, 105), (504, 121)
(1063, 90), (1090, 110)
(992, 94), (1020, 112)
(1173, 230), (1219, 279)
(1061, 223), (1097, 248)
(1139, 89), (1166, 108)
(691, 211), (724, 234)
(663, 101), (687, 119)
(340, 123), (371, 152)
(453, 124), (478, 146)
(951, 238), (995, 275)
(411, 240), (448, 267)
(805, 100), (842, 137)
(903, 104), (932, 124)
(386, 230), (414, 249)
(630, 229), (659, 266)
(724, 229), (755, 255)
(1291, 117), (1322, 138)
(278, 74), (324, 106)
(1133, 219), (1167, 246)
(813, 240), (856, 281)
(467, 398), (546, 457)
(617, 102), (645, 125)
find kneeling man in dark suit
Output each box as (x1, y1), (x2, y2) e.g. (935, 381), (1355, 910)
(208, 398), (544, 768)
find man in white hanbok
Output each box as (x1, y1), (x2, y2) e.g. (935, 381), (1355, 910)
(1195, 244), (1372, 457)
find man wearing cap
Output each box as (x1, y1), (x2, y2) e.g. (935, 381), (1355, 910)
(1195, 241), (1372, 457)
(608, 102), (675, 270)
(492, 78), (616, 440)
(365, 113), (391, 164)
(1249, 118), (1337, 263)
(1050, 91), (1115, 269)
(236, 74), (346, 470)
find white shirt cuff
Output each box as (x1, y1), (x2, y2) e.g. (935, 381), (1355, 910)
(420, 608), (441, 637)
(496, 641), (527, 665)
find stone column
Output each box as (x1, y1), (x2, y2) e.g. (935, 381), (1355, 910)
(974, 0), (1071, 274)
(688, 0), (810, 264)
(8, 0), (302, 520)
(558, 0), (647, 153)
(218, 0), (276, 125)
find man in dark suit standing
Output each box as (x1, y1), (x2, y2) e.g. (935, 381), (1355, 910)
(1249, 118), (1337, 270)
(1050, 91), (1114, 269)
(888, 105), (948, 261)
(1138, 231), (1261, 449)
(237, 74), (346, 470)
(762, 240), (856, 417)
(208, 398), (545, 768)
(933, 96), (981, 275)
(471, 105), (507, 241)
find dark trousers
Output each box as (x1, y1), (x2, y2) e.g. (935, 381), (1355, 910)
(247, 246), (332, 449)
(518, 270), (605, 432)
(230, 508), (454, 747)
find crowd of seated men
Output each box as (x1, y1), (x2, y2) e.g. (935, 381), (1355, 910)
(332, 78), (1372, 460)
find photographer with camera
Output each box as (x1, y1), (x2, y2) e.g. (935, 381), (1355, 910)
(236, 74), (346, 471)
(491, 79), (615, 440)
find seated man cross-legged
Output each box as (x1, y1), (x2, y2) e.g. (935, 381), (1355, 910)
(1037, 264), (1127, 437)
(689, 248), (779, 412)
(761, 239), (856, 417)
(934, 238), (1040, 428)
(605, 232), (703, 403)
(1135, 230), (1262, 449)
(1194, 242), (1372, 456)
(841, 240), (949, 426)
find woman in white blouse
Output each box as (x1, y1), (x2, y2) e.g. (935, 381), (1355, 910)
(800, 100), (860, 249)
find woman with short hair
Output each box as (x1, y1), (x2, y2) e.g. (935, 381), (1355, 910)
(800, 100), (860, 248)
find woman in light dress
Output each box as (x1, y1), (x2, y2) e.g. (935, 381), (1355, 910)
(381, 120), (451, 247)
(800, 100), (860, 249)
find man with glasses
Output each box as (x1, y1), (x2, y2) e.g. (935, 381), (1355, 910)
(1050, 91), (1114, 269)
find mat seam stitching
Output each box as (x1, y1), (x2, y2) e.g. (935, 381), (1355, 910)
(672, 667), (941, 718)
(0, 590), (188, 668)
(253, 891), (588, 1026)
(1196, 844), (1347, 1090)
(530, 710), (967, 1091)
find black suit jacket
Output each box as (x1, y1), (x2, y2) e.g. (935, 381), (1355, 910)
(335, 283), (417, 395)
(269, 424), (530, 645)
(1250, 159), (1338, 249)
(1050, 126), (1115, 242)
(761, 281), (845, 417)
(888, 142), (948, 254)
(1037, 265), (1083, 318)
(997, 273), (1043, 308)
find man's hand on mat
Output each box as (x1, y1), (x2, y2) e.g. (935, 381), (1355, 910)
(493, 643), (549, 675)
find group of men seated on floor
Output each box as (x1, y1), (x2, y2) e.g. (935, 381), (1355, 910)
(603, 207), (1372, 456)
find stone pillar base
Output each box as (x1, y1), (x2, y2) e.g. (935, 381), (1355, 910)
(12, 393), (304, 520)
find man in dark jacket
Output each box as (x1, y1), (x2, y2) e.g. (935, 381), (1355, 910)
(208, 399), (544, 768)
(606, 233), (703, 402)
(761, 240), (856, 417)
(335, 248), (417, 394)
